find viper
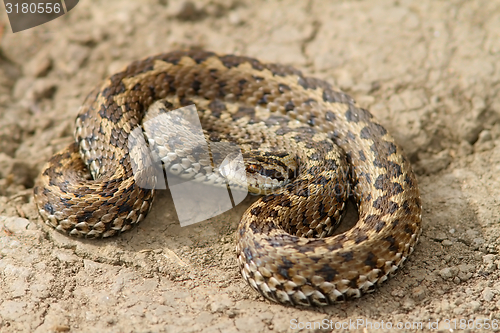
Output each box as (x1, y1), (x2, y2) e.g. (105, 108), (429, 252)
(34, 50), (422, 307)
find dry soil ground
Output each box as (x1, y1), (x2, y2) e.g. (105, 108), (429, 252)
(1, 0), (500, 332)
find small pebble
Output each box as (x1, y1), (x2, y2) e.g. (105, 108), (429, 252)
(438, 267), (457, 279)
(433, 232), (447, 241)
(228, 12), (241, 25)
(483, 254), (497, 264)
(402, 297), (415, 310)
(209, 302), (228, 313)
(54, 250), (80, 263)
(473, 237), (485, 247)
(458, 271), (472, 281)
(441, 239), (453, 246)
(173, 1), (202, 20)
(469, 300), (481, 311)
(482, 287), (495, 302)
(2, 216), (30, 234)
(453, 305), (465, 315)
(412, 286), (427, 301)
(477, 130), (492, 143)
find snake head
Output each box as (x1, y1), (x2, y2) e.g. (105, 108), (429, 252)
(237, 151), (298, 195)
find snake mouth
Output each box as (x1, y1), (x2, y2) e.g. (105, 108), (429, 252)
(247, 164), (286, 182)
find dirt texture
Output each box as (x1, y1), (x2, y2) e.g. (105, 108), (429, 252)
(1, 0), (500, 332)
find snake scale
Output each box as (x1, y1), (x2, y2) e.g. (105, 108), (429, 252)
(34, 50), (422, 307)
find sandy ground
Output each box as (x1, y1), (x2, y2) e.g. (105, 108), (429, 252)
(1, 0), (500, 332)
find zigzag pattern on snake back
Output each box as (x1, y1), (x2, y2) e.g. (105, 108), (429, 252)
(33, 50), (422, 307)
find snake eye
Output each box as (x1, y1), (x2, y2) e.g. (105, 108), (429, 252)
(247, 164), (261, 173)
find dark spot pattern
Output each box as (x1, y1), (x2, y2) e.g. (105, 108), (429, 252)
(340, 251), (354, 262)
(345, 106), (373, 123)
(360, 123), (388, 140)
(322, 89), (353, 104)
(384, 236), (398, 252)
(311, 175), (329, 186)
(219, 55), (264, 71)
(370, 141), (397, 157)
(404, 175), (414, 186)
(316, 264), (338, 281)
(347, 131), (356, 141)
(190, 50), (216, 63)
(261, 194), (276, 203)
(355, 231), (369, 244)
(359, 150), (366, 161)
(266, 64), (302, 77)
(243, 247), (254, 260)
(364, 252), (378, 269)
(278, 83), (291, 93)
(208, 99), (227, 118)
(375, 220), (386, 232)
(325, 111), (336, 121)
(373, 196), (399, 214)
(284, 101), (295, 111)
(233, 106), (256, 121)
(43, 203), (55, 215)
(191, 79), (201, 92)
(402, 200), (412, 215)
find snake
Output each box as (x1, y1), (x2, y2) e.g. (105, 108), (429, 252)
(33, 50), (422, 307)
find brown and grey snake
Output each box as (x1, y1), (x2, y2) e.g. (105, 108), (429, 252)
(33, 50), (422, 307)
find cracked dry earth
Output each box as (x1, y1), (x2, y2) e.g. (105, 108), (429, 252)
(1, 0), (500, 332)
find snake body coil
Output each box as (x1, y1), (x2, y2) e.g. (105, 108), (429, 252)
(34, 50), (422, 307)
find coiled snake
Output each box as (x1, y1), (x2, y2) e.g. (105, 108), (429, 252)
(34, 50), (422, 307)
